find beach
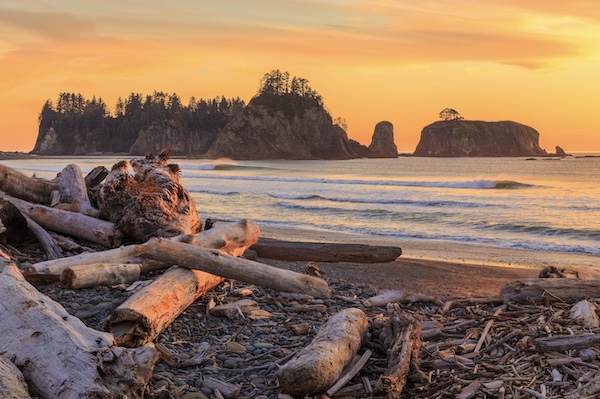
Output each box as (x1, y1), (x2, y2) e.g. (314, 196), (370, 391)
(258, 224), (600, 297)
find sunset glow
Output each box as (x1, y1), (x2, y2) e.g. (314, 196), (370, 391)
(1, 1), (600, 152)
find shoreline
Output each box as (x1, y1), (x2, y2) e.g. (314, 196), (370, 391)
(257, 223), (600, 297)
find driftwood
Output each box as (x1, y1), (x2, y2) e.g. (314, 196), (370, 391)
(108, 266), (224, 347)
(0, 356), (31, 399)
(0, 164), (57, 204)
(25, 244), (140, 285)
(0, 198), (28, 244)
(137, 238), (332, 299)
(56, 164), (101, 217)
(501, 278), (600, 303)
(98, 150), (201, 242)
(251, 238), (402, 263)
(277, 308), (368, 396)
(374, 303), (423, 398)
(106, 220), (261, 347)
(22, 213), (62, 260)
(535, 334), (600, 351)
(61, 263), (142, 289)
(4, 193), (123, 248)
(364, 289), (440, 307)
(0, 253), (158, 398)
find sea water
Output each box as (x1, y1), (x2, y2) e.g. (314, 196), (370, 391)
(3, 154), (600, 256)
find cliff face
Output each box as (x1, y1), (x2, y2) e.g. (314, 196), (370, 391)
(32, 127), (99, 155)
(205, 99), (356, 160)
(129, 120), (218, 156)
(413, 120), (548, 157)
(368, 121), (398, 158)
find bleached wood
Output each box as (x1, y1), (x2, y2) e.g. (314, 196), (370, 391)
(61, 263), (142, 289)
(0, 164), (57, 204)
(501, 278), (600, 303)
(277, 308), (368, 396)
(25, 245), (140, 285)
(251, 238), (402, 263)
(0, 356), (32, 399)
(57, 164), (100, 217)
(137, 238), (332, 299)
(21, 213), (63, 260)
(106, 220), (261, 347)
(4, 193), (123, 248)
(0, 254), (158, 398)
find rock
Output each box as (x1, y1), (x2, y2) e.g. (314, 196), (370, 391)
(346, 139), (379, 158)
(553, 145), (571, 157)
(205, 96), (356, 160)
(368, 121), (398, 158)
(129, 120), (218, 156)
(413, 120), (548, 157)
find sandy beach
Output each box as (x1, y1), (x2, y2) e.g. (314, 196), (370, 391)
(259, 224), (600, 298)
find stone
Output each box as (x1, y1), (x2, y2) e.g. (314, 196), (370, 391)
(368, 121), (398, 158)
(225, 341), (247, 353)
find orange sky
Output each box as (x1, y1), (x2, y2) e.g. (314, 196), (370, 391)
(1, 1), (600, 152)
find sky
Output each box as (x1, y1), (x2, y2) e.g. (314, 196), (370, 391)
(1, 0), (600, 152)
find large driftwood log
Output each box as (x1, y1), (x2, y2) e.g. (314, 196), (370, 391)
(535, 334), (600, 351)
(56, 164), (100, 217)
(137, 238), (332, 299)
(277, 308), (368, 396)
(0, 165), (57, 204)
(251, 238), (402, 263)
(61, 263), (142, 289)
(501, 278), (600, 303)
(4, 193), (123, 248)
(25, 245), (140, 285)
(0, 253), (158, 398)
(106, 220), (261, 347)
(26, 219), (261, 285)
(0, 356), (32, 399)
(98, 150), (201, 242)
(374, 303), (423, 399)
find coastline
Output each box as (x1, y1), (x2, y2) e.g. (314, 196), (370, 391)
(257, 223), (600, 297)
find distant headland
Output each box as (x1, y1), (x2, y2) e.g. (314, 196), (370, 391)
(31, 73), (566, 159)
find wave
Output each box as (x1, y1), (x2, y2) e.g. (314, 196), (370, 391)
(480, 222), (600, 241)
(189, 189), (240, 196)
(269, 193), (494, 208)
(187, 172), (532, 190)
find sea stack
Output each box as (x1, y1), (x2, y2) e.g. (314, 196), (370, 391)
(368, 121), (398, 158)
(413, 120), (548, 157)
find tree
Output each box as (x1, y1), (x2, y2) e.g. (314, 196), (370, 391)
(439, 108), (463, 121)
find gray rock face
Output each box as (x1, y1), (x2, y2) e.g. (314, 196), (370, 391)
(413, 120), (548, 157)
(205, 100), (356, 160)
(33, 127), (98, 155)
(368, 121), (398, 158)
(129, 120), (217, 156)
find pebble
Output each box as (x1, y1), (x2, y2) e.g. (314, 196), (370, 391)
(181, 393), (208, 399)
(254, 342), (274, 349)
(225, 341), (247, 352)
(223, 359), (239, 368)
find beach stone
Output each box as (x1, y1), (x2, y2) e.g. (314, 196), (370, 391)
(254, 342), (274, 350)
(226, 341), (247, 353)
(182, 393), (208, 399)
(223, 359), (239, 368)
(154, 380), (169, 390)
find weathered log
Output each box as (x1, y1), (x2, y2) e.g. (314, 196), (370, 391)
(98, 150), (201, 242)
(137, 238), (332, 299)
(108, 266), (224, 347)
(0, 253), (158, 398)
(21, 213), (63, 260)
(61, 263), (142, 289)
(0, 355), (32, 399)
(57, 164), (100, 217)
(374, 303), (423, 399)
(251, 238), (402, 263)
(501, 278), (600, 303)
(106, 220), (261, 347)
(0, 164), (57, 204)
(84, 165), (109, 188)
(25, 244), (140, 285)
(4, 193), (123, 248)
(277, 308), (368, 396)
(0, 197), (28, 244)
(26, 219), (261, 285)
(535, 334), (600, 351)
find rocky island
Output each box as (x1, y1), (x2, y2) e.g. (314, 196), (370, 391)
(414, 119), (549, 157)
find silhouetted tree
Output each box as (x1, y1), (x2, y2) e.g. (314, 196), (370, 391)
(439, 108), (464, 121)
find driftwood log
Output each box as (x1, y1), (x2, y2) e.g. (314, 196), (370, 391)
(21, 213), (63, 260)
(4, 193), (123, 248)
(0, 253), (158, 398)
(251, 238), (402, 263)
(277, 308), (368, 396)
(0, 356), (31, 399)
(61, 263), (143, 289)
(106, 220), (261, 347)
(56, 164), (101, 217)
(98, 150), (201, 242)
(0, 164), (57, 204)
(501, 278), (600, 303)
(374, 303), (423, 398)
(137, 238), (332, 299)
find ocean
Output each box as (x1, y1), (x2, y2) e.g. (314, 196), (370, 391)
(2, 154), (600, 257)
